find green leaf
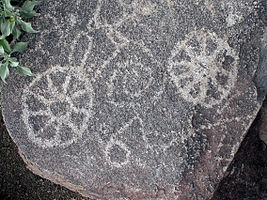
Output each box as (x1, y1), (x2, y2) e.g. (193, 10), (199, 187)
(21, 1), (41, 19)
(21, 10), (40, 18)
(2, 0), (14, 11)
(12, 26), (21, 40)
(0, 39), (11, 53)
(8, 57), (18, 67)
(9, 57), (18, 62)
(12, 42), (28, 53)
(9, 21), (15, 33)
(17, 66), (35, 76)
(22, 1), (41, 12)
(10, 61), (19, 67)
(1, 21), (11, 37)
(4, 9), (13, 17)
(0, 63), (10, 83)
(0, 45), (4, 55)
(18, 19), (38, 33)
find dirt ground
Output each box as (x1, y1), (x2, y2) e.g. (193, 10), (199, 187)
(0, 98), (267, 200)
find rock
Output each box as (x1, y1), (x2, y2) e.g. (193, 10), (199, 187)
(1, 0), (266, 199)
(259, 98), (267, 145)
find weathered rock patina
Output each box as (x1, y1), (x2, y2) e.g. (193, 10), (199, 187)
(2, 0), (266, 199)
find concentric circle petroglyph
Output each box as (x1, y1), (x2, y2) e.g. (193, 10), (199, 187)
(167, 29), (239, 108)
(105, 45), (155, 107)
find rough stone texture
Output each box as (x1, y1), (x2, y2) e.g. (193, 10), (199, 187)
(1, 0), (266, 199)
(259, 98), (267, 145)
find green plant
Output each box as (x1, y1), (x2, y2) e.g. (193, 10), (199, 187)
(0, 0), (40, 83)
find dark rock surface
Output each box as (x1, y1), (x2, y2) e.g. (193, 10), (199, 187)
(259, 97), (267, 145)
(1, 0), (266, 199)
(1, 98), (267, 199)
(212, 98), (267, 200)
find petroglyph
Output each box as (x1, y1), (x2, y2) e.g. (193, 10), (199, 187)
(118, 0), (157, 16)
(104, 138), (131, 168)
(167, 28), (239, 107)
(20, 1), (158, 149)
(2, 0), (265, 199)
(222, 1), (254, 27)
(203, 0), (254, 26)
(105, 44), (155, 106)
(20, 0), (238, 177)
(21, 32), (94, 148)
(22, 66), (94, 148)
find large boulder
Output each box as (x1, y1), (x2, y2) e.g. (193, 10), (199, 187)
(1, 0), (266, 199)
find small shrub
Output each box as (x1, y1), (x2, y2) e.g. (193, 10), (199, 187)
(0, 0), (40, 83)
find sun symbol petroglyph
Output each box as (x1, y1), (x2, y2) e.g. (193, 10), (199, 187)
(22, 33), (94, 148)
(16, 1), (225, 189)
(167, 29), (239, 108)
(21, 1), (158, 149)
(22, 66), (94, 148)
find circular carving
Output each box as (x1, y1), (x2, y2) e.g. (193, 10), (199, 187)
(167, 29), (238, 107)
(106, 58), (154, 106)
(1, 0), (260, 198)
(22, 66), (94, 148)
(102, 43), (155, 107)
